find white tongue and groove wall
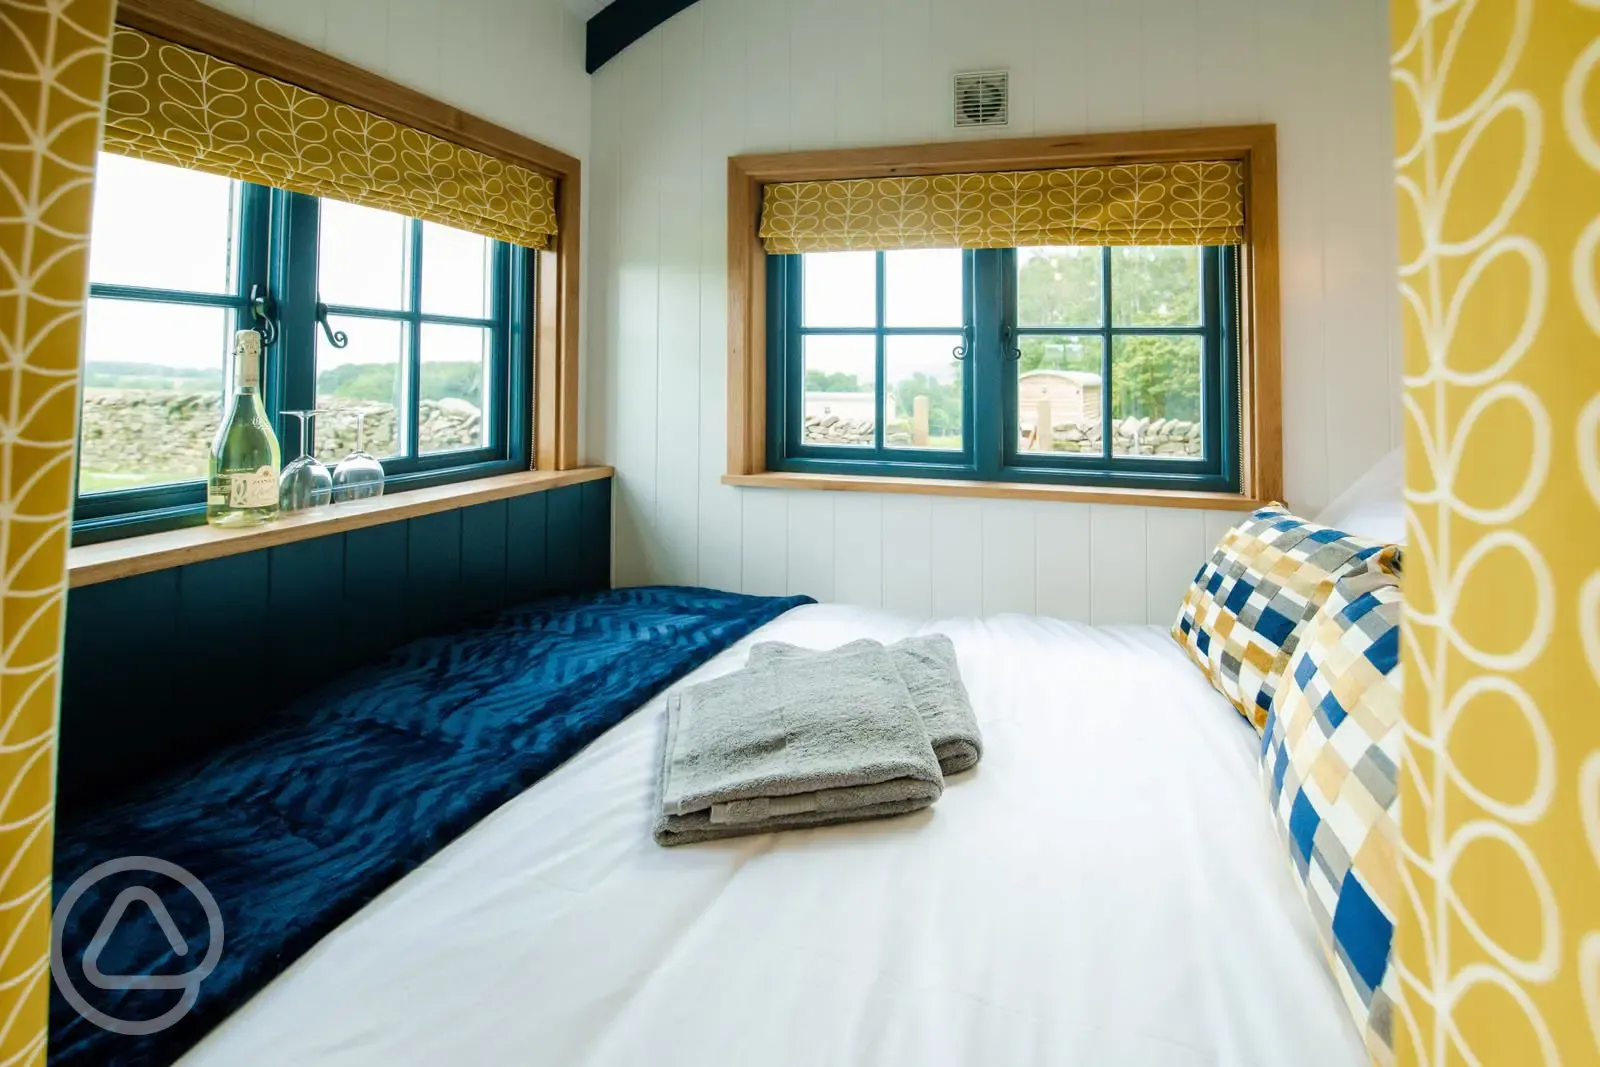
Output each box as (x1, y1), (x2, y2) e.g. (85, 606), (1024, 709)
(586, 0), (1400, 624)
(204, 0), (1399, 625)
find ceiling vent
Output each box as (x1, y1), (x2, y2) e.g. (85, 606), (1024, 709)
(953, 70), (1009, 129)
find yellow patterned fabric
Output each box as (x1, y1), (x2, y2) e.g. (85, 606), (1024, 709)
(0, 1), (116, 1062)
(758, 161), (1245, 253)
(104, 26), (557, 250)
(1392, 2), (1600, 1066)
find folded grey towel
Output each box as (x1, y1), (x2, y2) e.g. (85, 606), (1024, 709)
(749, 635), (983, 776)
(654, 642), (943, 846)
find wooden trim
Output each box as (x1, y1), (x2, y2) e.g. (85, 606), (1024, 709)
(730, 125), (1277, 183)
(727, 158), (768, 475)
(723, 472), (1265, 512)
(115, 0), (578, 178)
(535, 170), (581, 469)
(725, 125), (1283, 500)
(68, 467), (613, 588)
(1242, 136), (1284, 503)
(116, 0), (586, 473)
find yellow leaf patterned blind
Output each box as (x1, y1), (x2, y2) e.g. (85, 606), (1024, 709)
(103, 26), (558, 250)
(758, 160), (1246, 254)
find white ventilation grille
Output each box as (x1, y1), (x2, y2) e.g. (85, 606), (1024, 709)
(953, 70), (1009, 128)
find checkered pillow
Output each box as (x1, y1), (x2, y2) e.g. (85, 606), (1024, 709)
(1171, 506), (1395, 732)
(1263, 562), (1403, 1067)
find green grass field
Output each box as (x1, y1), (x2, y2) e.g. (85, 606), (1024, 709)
(78, 469), (199, 494)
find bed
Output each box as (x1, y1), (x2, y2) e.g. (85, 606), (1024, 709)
(163, 603), (1367, 1067)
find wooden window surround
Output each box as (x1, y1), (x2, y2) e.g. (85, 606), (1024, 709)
(117, 0), (583, 472)
(724, 125), (1283, 510)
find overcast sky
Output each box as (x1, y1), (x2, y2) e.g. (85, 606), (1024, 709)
(87, 153), (490, 375)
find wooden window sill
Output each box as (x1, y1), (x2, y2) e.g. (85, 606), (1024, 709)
(721, 471), (1266, 511)
(68, 466), (613, 588)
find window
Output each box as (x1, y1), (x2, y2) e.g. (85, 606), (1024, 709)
(766, 244), (1239, 493)
(727, 128), (1281, 507)
(76, 154), (533, 540)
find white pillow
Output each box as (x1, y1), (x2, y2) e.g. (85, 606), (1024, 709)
(1314, 448), (1405, 544)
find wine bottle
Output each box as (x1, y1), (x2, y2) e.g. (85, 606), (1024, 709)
(206, 329), (282, 527)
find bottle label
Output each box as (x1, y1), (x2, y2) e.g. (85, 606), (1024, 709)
(228, 467), (277, 508)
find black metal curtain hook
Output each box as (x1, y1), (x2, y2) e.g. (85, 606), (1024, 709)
(314, 302), (349, 349)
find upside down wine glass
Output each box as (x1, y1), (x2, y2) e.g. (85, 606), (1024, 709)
(278, 409), (333, 512)
(331, 408), (386, 503)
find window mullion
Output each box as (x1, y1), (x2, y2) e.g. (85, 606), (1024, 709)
(971, 248), (1006, 480)
(874, 252), (885, 453)
(1099, 247), (1114, 461)
(490, 242), (511, 461)
(406, 218), (424, 460)
(271, 189), (321, 453)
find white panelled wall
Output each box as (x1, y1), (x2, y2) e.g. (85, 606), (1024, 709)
(587, 0), (1399, 624)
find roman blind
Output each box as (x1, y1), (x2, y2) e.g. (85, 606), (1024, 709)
(103, 26), (558, 250)
(758, 160), (1245, 254)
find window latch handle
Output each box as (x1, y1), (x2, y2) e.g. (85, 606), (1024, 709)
(1001, 323), (1021, 361)
(953, 324), (973, 361)
(314, 302), (349, 349)
(249, 284), (279, 347)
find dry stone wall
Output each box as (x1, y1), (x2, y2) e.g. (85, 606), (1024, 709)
(797, 412), (1204, 456)
(78, 390), (484, 475)
(1045, 416), (1203, 456)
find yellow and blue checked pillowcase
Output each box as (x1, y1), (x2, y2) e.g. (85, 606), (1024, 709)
(1262, 562), (1403, 1067)
(1171, 506), (1396, 732)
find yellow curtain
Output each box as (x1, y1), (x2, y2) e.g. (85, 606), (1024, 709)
(757, 160), (1245, 254)
(104, 26), (558, 250)
(1392, 2), (1600, 1065)
(0, 0), (116, 1062)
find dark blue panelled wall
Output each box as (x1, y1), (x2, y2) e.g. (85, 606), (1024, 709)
(58, 479), (611, 814)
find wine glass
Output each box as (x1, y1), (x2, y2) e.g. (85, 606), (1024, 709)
(278, 409), (333, 512)
(331, 408), (386, 502)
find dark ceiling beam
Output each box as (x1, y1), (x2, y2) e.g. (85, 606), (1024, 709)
(585, 0), (699, 73)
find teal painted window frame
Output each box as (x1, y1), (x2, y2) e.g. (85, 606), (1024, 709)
(765, 246), (1242, 494)
(74, 168), (534, 545)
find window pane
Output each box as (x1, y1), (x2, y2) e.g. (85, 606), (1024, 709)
(1111, 247), (1202, 327)
(1016, 247), (1101, 328)
(318, 199), (410, 311)
(419, 323), (490, 454)
(315, 315), (406, 462)
(1016, 337), (1103, 455)
(802, 335), (875, 447)
(884, 249), (963, 327)
(89, 153), (238, 294)
(886, 335), (962, 450)
(802, 251), (875, 327)
(1110, 335), (1203, 459)
(421, 221), (492, 319)
(78, 298), (230, 493)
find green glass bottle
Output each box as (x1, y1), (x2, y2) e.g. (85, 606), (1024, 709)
(206, 329), (281, 527)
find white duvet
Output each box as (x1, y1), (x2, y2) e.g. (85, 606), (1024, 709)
(182, 605), (1367, 1067)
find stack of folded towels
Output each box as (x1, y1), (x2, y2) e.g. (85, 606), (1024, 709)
(654, 635), (982, 846)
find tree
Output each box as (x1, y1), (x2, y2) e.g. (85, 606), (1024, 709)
(891, 368), (963, 438)
(1016, 247), (1202, 421)
(804, 369), (863, 392)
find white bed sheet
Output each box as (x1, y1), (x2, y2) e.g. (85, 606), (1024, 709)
(182, 605), (1367, 1067)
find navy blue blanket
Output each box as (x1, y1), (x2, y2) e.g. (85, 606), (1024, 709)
(50, 586), (809, 1066)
